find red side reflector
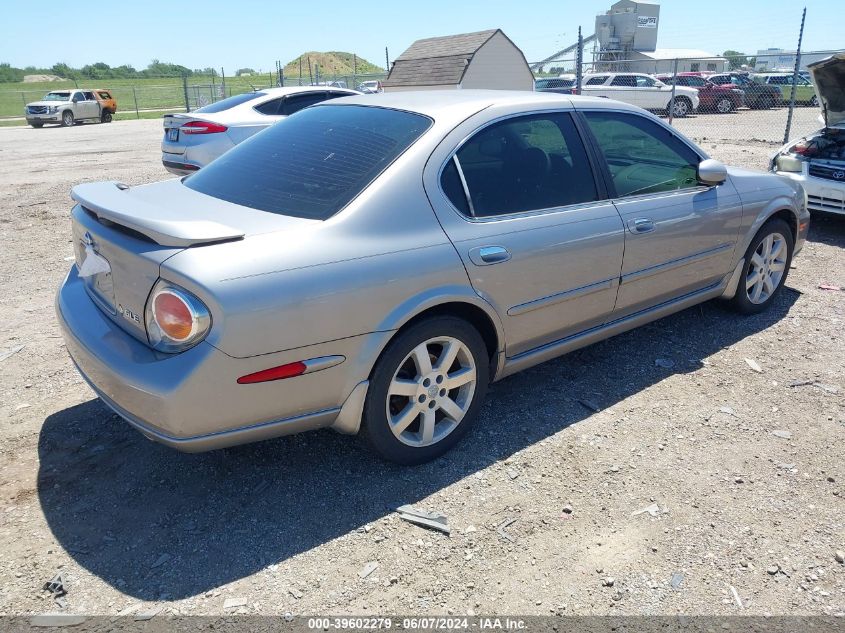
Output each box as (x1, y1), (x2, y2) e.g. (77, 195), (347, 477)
(237, 361), (307, 384)
(181, 120), (228, 134)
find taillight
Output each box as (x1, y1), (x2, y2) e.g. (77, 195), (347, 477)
(791, 140), (817, 157)
(180, 120), (228, 135)
(145, 281), (211, 353)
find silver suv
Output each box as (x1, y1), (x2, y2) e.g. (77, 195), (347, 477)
(25, 90), (105, 128)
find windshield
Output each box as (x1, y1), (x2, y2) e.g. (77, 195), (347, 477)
(184, 105), (432, 220)
(43, 92), (71, 101)
(194, 91), (267, 114)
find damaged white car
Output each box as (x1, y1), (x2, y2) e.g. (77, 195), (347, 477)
(771, 53), (845, 215)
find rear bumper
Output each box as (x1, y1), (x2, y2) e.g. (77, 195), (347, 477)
(56, 267), (378, 451)
(162, 157), (201, 176)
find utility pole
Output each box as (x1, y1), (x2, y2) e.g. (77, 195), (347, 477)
(783, 7), (807, 145)
(385, 47), (389, 73)
(575, 26), (583, 95)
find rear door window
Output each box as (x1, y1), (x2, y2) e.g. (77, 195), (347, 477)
(184, 105), (432, 220)
(611, 75), (637, 87)
(443, 113), (598, 217)
(194, 91), (267, 114)
(583, 111), (701, 198)
(586, 76), (609, 86)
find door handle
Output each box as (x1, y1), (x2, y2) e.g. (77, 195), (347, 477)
(469, 246), (511, 266)
(628, 218), (656, 234)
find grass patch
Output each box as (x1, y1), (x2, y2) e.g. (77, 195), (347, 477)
(0, 70), (386, 118)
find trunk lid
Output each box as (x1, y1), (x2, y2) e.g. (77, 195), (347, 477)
(70, 180), (318, 344)
(808, 52), (845, 128)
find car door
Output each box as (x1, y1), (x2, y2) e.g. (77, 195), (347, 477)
(607, 74), (641, 107)
(424, 110), (625, 357)
(82, 91), (99, 118)
(578, 109), (744, 319)
(71, 91), (86, 118)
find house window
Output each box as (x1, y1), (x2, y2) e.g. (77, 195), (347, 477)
(690, 63), (700, 72)
(707, 63), (718, 71)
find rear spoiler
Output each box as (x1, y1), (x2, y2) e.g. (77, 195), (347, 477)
(71, 181), (244, 248)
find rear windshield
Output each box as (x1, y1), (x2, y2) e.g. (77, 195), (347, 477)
(184, 105), (432, 220)
(194, 91), (266, 114)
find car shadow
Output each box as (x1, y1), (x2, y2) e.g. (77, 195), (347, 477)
(38, 215), (845, 601)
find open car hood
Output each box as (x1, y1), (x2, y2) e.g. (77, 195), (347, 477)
(808, 53), (845, 128)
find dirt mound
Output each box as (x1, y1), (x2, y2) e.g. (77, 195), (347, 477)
(22, 74), (66, 83)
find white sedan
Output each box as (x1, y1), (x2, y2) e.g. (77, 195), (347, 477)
(161, 86), (359, 175)
(580, 72), (700, 117)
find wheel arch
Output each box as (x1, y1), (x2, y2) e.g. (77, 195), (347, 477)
(373, 288), (505, 379)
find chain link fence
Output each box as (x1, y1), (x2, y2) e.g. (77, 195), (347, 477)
(0, 72), (389, 120)
(531, 50), (842, 155)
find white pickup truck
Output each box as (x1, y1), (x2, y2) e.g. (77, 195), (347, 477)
(25, 89), (116, 128)
(580, 72), (700, 117)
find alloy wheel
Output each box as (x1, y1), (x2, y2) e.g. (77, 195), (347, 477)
(716, 98), (732, 113)
(385, 336), (477, 447)
(745, 232), (787, 304)
(671, 99), (690, 117)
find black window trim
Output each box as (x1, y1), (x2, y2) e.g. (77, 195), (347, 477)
(574, 108), (710, 202)
(436, 109), (609, 223)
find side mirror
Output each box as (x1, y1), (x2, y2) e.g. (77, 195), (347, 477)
(72, 96), (79, 103)
(698, 158), (727, 185)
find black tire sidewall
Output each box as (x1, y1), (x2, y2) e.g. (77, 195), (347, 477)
(730, 218), (794, 314)
(362, 316), (490, 465)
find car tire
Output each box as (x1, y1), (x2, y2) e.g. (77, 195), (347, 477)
(361, 316), (490, 465)
(101, 111), (113, 123)
(61, 111), (74, 127)
(30, 122), (43, 128)
(669, 97), (692, 117)
(727, 218), (794, 315)
(715, 97), (733, 113)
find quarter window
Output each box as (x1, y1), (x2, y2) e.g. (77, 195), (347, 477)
(254, 97), (283, 115)
(583, 111), (700, 198)
(283, 92), (330, 115)
(442, 113), (598, 217)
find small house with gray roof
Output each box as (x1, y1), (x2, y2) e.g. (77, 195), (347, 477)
(383, 29), (533, 92)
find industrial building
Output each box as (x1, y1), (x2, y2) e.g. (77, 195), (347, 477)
(532, 0), (727, 74)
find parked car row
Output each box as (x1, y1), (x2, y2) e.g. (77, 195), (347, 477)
(534, 70), (818, 115)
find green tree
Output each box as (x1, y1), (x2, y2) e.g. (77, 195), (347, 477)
(0, 63), (25, 82)
(236, 67), (256, 76)
(51, 62), (78, 79)
(723, 50), (752, 70)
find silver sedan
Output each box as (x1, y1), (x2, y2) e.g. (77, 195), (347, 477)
(58, 90), (809, 464)
(160, 86), (358, 175)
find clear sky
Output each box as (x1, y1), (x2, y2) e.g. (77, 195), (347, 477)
(0, 0), (838, 73)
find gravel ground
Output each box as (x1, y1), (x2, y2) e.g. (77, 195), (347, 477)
(0, 116), (843, 619)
